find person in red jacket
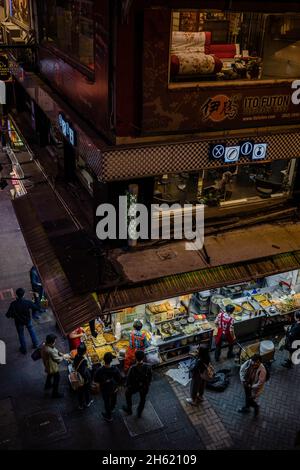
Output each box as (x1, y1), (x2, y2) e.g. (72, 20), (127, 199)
(215, 304), (236, 361)
(124, 320), (150, 373)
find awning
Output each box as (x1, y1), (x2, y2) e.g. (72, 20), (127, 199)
(12, 196), (101, 335)
(98, 250), (300, 312)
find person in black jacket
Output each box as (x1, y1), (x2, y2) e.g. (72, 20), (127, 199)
(186, 346), (211, 406)
(123, 350), (152, 418)
(282, 311), (300, 369)
(73, 344), (94, 410)
(6, 288), (39, 354)
(94, 352), (122, 422)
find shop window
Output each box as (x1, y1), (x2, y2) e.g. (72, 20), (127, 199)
(200, 159), (296, 206)
(40, 0), (94, 72)
(170, 10), (300, 83)
(153, 160), (296, 209)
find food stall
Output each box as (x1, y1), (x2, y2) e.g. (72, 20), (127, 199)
(72, 269), (299, 368)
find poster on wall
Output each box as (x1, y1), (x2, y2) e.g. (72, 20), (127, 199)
(10, 0), (30, 28)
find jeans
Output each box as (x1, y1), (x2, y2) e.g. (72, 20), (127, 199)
(244, 385), (259, 411)
(15, 321), (39, 352)
(102, 389), (117, 419)
(78, 383), (91, 407)
(45, 372), (60, 397)
(125, 387), (148, 416)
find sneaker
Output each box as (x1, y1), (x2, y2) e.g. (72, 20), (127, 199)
(102, 412), (113, 422)
(52, 393), (64, 399)
(186, 398), (198, 406)
(197, 396), (204, 403)
(238, 407), (250, 413)
(254, 406), (260, 417)
(86, 400), (94, 408)
(122, 406), (132, 415)
(19, 348), (27, 355)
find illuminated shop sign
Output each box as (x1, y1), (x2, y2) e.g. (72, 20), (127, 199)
(209, 140), (267, 162)
(58, 113), (77, 147)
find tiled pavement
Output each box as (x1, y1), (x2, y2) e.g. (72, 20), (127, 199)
(163, 348), (300, 450)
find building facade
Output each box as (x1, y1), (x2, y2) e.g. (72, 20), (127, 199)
(2, 1), (300, 345)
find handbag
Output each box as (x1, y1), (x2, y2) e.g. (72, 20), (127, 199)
(200, 362), (215, 381)
(69, 359), (85, 391)
(31, 346), (42, 361)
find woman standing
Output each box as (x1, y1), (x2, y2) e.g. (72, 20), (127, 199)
(73, 344), (93, 410)
(186, 347), (213, 406)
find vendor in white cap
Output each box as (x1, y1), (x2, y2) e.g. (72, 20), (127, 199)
(124, 320), (151, 372)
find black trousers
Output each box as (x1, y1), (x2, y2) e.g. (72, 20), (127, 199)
(215, 334), (234, 361)
(125, 387), (148, 415)
(45, 372), (60, 396)
(244, 385), (259, 410)
(78, 383), (91, 407)
(190, 374), (206, 401)
(102, 389), (117, 418)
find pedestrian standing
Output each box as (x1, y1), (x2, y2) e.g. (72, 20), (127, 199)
(123, 350), (152, 418)
(6, 288), (39, 354)
(30, 265), (45, 315)
(238, 354), (267, 416)
(214, 304), (236, 361)
(282, 311), (300, 369)
(94, 352), (122, 422)
(41, 334), (66, 398)
(73, 343), (94, 410)
(186, 346), (213, 406)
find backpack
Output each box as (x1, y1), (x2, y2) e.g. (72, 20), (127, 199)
(200, 363), (215, 381)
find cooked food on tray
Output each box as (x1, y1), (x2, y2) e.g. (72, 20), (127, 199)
(242, 302), (255, 311)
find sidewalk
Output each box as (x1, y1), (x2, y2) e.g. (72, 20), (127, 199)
(0, 162), (203, 450)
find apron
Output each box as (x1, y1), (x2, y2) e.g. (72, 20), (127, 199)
(124, 331), (146, 372)
(215, 312), (234, 345)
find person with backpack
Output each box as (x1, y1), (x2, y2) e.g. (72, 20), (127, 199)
(123, 350), (152, 418)
(186, 346), (214, 406)
(238, 354), (267, 416)
(94, 352), (122, 422)
(6, 288), (40, 354)
(73, 343), (94, 410)
(124, 320), (151, 372)
(214, 304), (236, 362)
(282, 311), (300, 369)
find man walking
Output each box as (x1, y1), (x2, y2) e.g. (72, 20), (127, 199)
(30, 265), (45, 315)
(41, 334), (66, 398)
(94, 352), (122, 422)
(238, 354), (267, 416)
(123, 350), (152, 418)
(6, 288), (39, 354)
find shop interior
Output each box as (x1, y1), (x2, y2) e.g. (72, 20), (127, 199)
(152, 159), (296, 208)
(170, 10), (300, 82)
(75, 269), (300, 369)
